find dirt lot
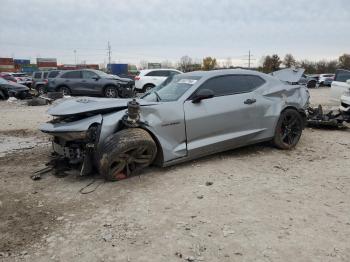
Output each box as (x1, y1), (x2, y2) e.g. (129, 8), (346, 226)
(1, 88), (350, 262)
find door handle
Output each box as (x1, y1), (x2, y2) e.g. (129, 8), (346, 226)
(244, 98), (256, 105)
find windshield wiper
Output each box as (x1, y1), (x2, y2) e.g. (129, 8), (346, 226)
(154, 91), (161, 102)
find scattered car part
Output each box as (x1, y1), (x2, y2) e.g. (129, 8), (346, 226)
(40, 69), (309, 181)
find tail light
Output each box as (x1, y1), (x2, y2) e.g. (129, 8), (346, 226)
(134, 76), (140, 81)
(44, 79), (48, 84)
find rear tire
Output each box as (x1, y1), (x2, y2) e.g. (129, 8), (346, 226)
(99, 128), (157, 181)
(37, 85), (45, 95)
(58, 86), (71, 96)
(143, 84), (155, 93)
(272, 109), (303, 150)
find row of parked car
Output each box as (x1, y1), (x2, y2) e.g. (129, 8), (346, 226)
(0, 68), (348, 102)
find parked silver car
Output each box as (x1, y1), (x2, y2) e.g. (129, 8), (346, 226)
(40, 69), (309, 181)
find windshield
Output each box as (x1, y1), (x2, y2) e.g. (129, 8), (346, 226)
(94, 70), (110, 77)
(142, 75), (201, 102)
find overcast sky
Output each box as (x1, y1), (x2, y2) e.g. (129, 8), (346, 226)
(0, 0), (349, 66)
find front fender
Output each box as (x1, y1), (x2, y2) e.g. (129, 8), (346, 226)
(40, 114), (103, 133)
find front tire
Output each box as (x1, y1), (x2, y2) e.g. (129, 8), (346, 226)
(99, 128), (157, 181)
(104, 86), (118, 98)
(272, 109), (303, 150)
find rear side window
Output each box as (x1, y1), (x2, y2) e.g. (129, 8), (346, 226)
(82, 70), (98, 79)
(61, 71), (81, 79)
(335, 70), (350, 82)
(33, 72), (41, 79)
(43, 72), (48, 79)
(48, 71), (60, 78)
(198, 75), (264, 96)
(146, 70), (169, 77)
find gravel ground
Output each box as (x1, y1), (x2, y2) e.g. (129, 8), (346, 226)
(0, 88), (350, 262)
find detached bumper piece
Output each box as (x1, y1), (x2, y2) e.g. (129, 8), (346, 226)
(307, 105), (350, 127)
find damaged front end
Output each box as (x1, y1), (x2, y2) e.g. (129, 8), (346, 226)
(39, 97), (145, 177)
(41, 113), (103, 176)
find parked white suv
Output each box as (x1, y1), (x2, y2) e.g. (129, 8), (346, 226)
(318, 73), (334, 86)
(330, 69), (350, 102)
(134, 69), (182, 92)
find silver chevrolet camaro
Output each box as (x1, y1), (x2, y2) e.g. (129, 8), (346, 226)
(40, 69), (309, 181)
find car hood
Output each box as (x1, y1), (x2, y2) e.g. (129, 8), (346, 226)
(47, 97), (156, 116)
(106, 74), (132, 82)
(2, 81), (29, 91)
(270, 68), (305, 83)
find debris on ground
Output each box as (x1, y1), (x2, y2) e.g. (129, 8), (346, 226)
(205, 181), (213, 186)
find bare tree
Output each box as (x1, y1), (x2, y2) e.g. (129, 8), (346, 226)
(179, 56), (192, 72)
(262, 54), (282, 73)
(283, 54), (297, 68)
(224, 57), (232, 68)
(161, 60), (173, 68)
(139, 60), (149, 70)
(339, 54), (350, 70)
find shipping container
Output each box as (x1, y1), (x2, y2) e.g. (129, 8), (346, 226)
(21, 65), (38, 73)
(108, 63), (128, 75)
(14, 59), (30, 65)
(37, 58), (57, 63)
(0, 64), (15, 72)
(0, 58), (14, 64)
(77, 64), (99, 70)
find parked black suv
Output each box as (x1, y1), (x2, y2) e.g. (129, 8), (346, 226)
(47, 69), (134, 98)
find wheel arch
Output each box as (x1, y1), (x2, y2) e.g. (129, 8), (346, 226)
(281, 105), (307, 128)
(142, 83), (155, 92)
(137, 126), (164, 166)
(103, 84), (119, 95)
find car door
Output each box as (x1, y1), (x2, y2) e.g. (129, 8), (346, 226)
(331, 70), (350, 102)
(81, 70), (101, 95)
(60, 71), (82, 94)
(184, 75), (264, 158)
(146, 70), (168, 86)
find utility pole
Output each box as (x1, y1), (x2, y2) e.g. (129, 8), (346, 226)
(248, 50), (251, 68)
(107, 41), (111, 72)
(74, 50), (77, 65)
(242, 50), (256, 69)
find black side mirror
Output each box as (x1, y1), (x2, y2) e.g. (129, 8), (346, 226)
(192, 89), (214, 103)
(92, 76), (100, 81)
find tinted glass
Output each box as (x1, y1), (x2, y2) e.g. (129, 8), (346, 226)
(142, 75), (202, 102)
(198, 75), (263, 96)
(33, 72), (41, 79)
(82, 70), (98, 79)
(61, 71), (81, 79)
(48, 71), (60, 78)
(335, 70), (350, 82)
(43, 72), (48, 79)
(146, 70), (169, 77)
(246, 75), (266, 88)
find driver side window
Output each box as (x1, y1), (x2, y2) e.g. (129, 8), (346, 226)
(197, 75), (264, 96)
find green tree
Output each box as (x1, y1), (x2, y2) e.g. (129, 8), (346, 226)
(202, 57), (217, 71)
